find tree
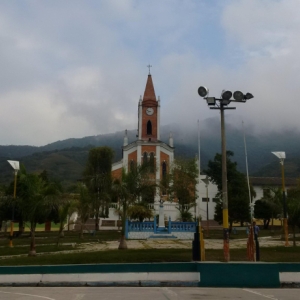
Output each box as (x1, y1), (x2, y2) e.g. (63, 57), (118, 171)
(287, 181), (300, 246)
(112, 164), (156, 249)
(83, 147), (114, 231)
(76, 183), (92, 239)
(254, 200), (272, 229)
(254, 187), (282, 229)
(17, 165), (61, 256)
(127, 204), (153, 222)
(54, 193), (77, 246)
(163, 158), (198, 221)
(204, 151), (254, 230)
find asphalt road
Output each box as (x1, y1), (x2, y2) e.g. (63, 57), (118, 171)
(0, 287), (298, 300)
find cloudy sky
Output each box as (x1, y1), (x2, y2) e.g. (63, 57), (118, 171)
(0, 0), (299, 146)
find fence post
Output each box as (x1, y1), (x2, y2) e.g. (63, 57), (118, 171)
(168, 216), (171, 233)
(154, 217), (157, 233)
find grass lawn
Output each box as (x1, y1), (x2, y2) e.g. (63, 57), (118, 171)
(0, 246), (299, 266)
(0, 245), (75, 257)
(0, 230), (121, 247)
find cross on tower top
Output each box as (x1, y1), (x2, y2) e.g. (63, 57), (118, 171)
(147, 64), (152, 75)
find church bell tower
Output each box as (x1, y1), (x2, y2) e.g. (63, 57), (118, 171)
(138, 69), (160, 141)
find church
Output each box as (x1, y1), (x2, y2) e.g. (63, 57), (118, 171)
(112, 71), (174, 204)
(111, 71), (218, 222)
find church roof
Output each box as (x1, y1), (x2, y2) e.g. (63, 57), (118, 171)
(143, 75), (156, 102)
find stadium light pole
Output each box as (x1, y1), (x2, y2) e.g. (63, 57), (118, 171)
(272, 151), (289, 247)
(7, 160), (20, 247)
(198, 87), (254, 262)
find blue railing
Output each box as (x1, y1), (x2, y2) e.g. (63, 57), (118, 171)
(125, 218), (196, 238)
(169, 221), (196, 232)
(127, 221), (155, 231)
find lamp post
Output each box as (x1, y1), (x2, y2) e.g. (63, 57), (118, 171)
(201, 176), (210, 237)
(198, 87), (253, 262)
(272, 151), (289, 247)
(7, 160), (20, 247)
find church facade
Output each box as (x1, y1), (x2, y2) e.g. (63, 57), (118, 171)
(111, 72), (218, 222)
(112, 73), (174, 204)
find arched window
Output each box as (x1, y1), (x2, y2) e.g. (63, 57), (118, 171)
(149, 152), (155, 173)
(147, 120), (152, 135)
(143, 152), (148, 165)
(162, 161), (167, 177)
(130, 160), (135, 172)
(162, 161), (167, 195)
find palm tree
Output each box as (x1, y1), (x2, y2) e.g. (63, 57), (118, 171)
(17, 166), (60, 256)
(76, 183), (92, 239)
(55, 193), (77, 246)
(112, 165), (156, 249)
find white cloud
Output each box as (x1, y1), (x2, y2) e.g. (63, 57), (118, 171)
(0, 0), (299, 145)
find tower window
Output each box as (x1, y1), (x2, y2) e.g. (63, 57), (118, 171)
(147, 120), (152, 135)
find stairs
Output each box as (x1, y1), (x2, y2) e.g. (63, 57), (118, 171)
(148, 233), (177, 239)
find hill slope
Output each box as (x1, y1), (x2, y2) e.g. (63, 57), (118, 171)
(1, 119), (299, 189)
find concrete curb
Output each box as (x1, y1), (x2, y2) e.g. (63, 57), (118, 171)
(0, 262), (299, 287)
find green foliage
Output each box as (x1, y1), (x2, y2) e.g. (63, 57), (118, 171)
(204, 151), (252, 227)
(83, 147), (114, 229)
(112, 164), (157, 247)
(254, 187), (282, 229)
(127, 204), (153, 222)
(287, 180), (300, 246)
(76, 183), (92, 238)
(178, 210), (194, 222)
(163, 158), (198, 221)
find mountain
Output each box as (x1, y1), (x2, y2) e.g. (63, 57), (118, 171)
(1, 118), (299, 190)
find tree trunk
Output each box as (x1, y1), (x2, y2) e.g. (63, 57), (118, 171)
(271, 213), (274, 232)
(19, 219), (24, 233)
(95, 211), (99, 231)
(44, 220), (51, 231)
(56, 221), (64, 246)
(229, 220), (233, 233)
(80, 223), (84, 239)
(118, 203), (128, 250)
(28, 222), (36, 256)
(293, 225), (296, 247)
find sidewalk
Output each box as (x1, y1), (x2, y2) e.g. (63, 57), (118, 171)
(77, 236), (284, 252)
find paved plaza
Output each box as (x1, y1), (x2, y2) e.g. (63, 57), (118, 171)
(76, 236), (285, 252)
(0, 287), (299, 300)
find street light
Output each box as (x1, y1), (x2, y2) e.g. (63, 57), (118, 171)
(7, 160), (20, 247)
(198, 87), (254, 262)
(201, 176), (210, 237)
(272, 151), (289, 246)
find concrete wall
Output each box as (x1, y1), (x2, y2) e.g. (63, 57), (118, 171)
(0, 262), (300, 287)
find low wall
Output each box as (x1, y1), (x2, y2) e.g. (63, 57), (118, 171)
(128, 232), (194, 239)
(0, 262), (299, 287)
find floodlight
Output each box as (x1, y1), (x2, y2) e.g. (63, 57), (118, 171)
(7, 160), (20, 171)
(201, 176), (209, 186)
(221, 99), (231, 105)
(206, 97), (216, 105)
(221, 90), (232, 100)
(233, 91), (244, 101)
(272, 152), (286, 160)
(198, 86), (209, 98)
(245, 93), (254, 100)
